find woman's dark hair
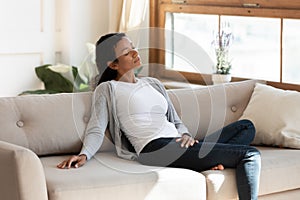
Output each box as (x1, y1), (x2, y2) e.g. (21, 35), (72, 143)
(95, 32), (126, 85)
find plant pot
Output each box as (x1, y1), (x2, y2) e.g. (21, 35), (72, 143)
(212, 74), (232, 85)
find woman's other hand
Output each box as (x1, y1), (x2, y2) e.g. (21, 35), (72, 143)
(57, 154), (87, 169)
(176, 134), (199, 148)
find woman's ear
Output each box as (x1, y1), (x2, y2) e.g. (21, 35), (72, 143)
(107, 61), (118, 70)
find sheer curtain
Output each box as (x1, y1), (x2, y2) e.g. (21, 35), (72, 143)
(107, 0), (149, 77)
(109, 0), (148, 32)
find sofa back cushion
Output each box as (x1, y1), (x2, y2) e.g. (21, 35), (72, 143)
(240, 83), (300, 149)
(167, 80), (260, 139)
(0, 80), (259, 156)
(0, 92), (114, 156)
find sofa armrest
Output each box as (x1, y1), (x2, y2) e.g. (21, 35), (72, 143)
(0, 141), (48, 200)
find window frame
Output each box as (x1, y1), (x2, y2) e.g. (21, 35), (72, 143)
(149, 0), (300, 91)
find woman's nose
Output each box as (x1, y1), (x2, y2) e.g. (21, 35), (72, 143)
(131, 49), (138, 57)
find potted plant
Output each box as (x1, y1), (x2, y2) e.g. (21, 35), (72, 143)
(211, 22), (234, 84)
(19, 64), (91, 95)
(20, 43), (99, 95)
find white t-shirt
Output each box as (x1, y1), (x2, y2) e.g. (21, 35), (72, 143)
(111, 79), (180, 154)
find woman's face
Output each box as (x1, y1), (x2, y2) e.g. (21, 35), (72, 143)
(112, 37), (142, 74)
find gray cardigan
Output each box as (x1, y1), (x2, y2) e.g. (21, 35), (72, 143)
(80, 77), (190, 161)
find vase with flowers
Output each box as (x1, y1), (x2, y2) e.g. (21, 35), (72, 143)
(211, 22), (234, 84)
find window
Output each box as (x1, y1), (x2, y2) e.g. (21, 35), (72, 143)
(165, 13), (218, 73)
(283, 19), (300, 85)
(150, 0), (300, 90)
(221, 16), (281, 81)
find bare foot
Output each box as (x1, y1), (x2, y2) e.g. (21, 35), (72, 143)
(211, 164), (224, 170)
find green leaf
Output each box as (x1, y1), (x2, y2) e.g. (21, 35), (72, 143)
(35, 65), (74, 92)
(72, 66), (87, 91)
(19, 89), (60, 95)
(72, 66), (79, 80)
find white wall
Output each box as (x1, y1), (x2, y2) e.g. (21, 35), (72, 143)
(58, 0), (110, 66)
(0, 0), (149, 97)
(0, 0), (58, 97)
(58, 0), (150, 77)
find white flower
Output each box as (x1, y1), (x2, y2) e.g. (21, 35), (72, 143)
(76, 43), (98, 84)
(86, 43), (96, 65)
(86, 43), (95, 53)
(48, 63), (74, 82)
(48, 63), (72, 73)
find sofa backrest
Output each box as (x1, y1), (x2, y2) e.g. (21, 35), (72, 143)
(167, 80), (260, 139)
(0, 92), (92, 156)
(0, 79), (259, 156)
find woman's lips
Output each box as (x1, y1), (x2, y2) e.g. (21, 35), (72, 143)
(134, 57), (140, 63)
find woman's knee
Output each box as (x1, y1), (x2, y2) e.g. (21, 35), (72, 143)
(240, 119), (256, 138)
(239, 119), (255, 130)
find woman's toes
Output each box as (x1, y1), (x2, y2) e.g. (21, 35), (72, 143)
(217, 164), (224, 170)
(211, 164), (225, 170)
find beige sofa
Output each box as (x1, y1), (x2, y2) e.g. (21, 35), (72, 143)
(0, 80), (299, 200)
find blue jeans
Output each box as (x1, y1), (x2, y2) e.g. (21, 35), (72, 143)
(138, 119), (261, 200)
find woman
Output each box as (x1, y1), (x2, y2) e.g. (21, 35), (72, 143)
(57, 33), (261, 200)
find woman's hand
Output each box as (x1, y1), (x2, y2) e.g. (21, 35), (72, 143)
(57, 154), (87, 169)
(176, 133), (199, 148)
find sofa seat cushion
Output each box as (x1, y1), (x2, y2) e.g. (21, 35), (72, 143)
(40, 152), (206, 200)
(201, 146), (300, 200)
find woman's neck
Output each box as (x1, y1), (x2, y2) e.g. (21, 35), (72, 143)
(115, 71), (136, 83)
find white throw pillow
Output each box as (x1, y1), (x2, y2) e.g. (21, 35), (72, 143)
(240, 83), (300, 149)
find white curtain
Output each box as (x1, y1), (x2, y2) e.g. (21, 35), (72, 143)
(109, 0), (148, 32)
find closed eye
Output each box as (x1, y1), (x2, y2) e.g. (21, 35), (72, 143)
(123, 47), (136, 56)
